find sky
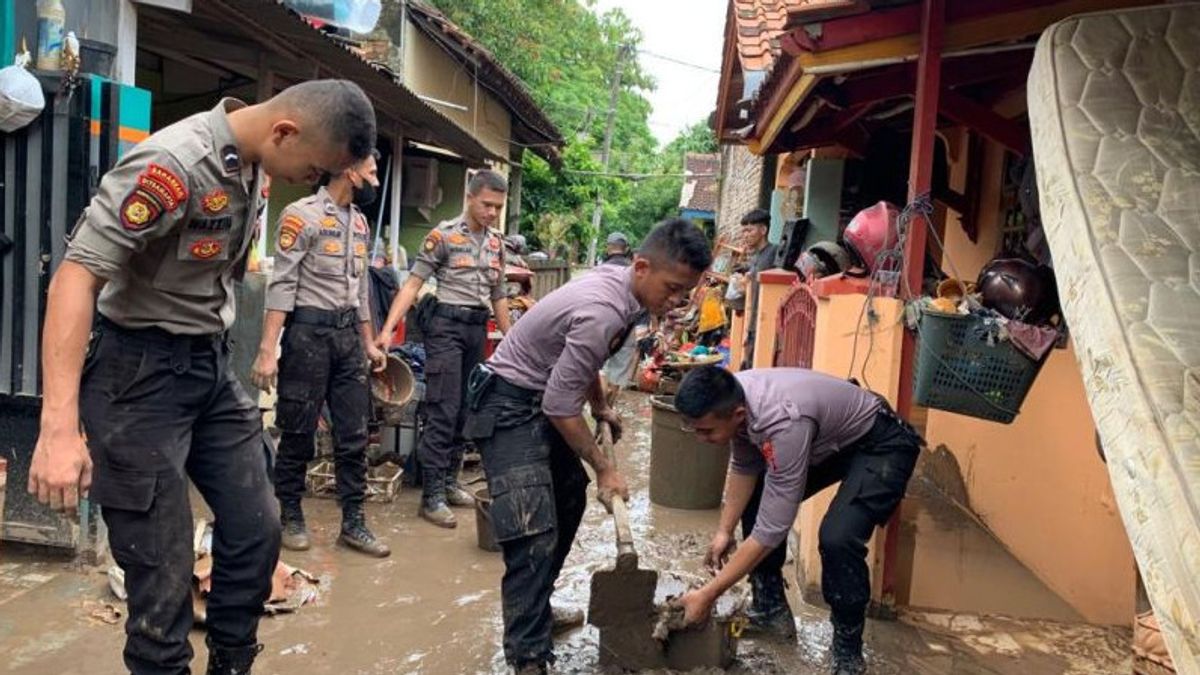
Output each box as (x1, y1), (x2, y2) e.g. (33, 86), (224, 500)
(591, 0), (727, 147)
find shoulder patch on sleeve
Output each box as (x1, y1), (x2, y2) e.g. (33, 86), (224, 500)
(137, 163), (188, 211)
(120, 190), (163, 231)
(422, 229), (443, 253)
(279, 214), (305, 251)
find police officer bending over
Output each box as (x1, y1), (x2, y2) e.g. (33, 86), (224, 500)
(672, 366), (923, 675)
(376, 170), (511, 529)
(29, 80), (377, 675)
(469, 219), (711, 674)
(252, 151), (390, 558)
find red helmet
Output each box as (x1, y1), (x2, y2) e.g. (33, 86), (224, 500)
(842, 201), (900, 275)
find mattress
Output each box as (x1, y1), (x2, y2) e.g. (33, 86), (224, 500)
(1029, 3), (1200, 670)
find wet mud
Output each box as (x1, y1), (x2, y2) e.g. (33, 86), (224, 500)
(0, 393), (1132, 674)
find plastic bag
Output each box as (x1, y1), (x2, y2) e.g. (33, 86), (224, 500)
(0, 65), (45, 133)
(284, 0), (382, 34)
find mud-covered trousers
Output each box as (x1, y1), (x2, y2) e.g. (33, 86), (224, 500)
(473, 377), (589, 668)
(744, 411), (920, 624)
(419, 306), (489, 472)
(82, 316), (281, 675)
(273, 308), (369, 508)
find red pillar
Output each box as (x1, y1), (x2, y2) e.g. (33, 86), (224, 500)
(882, 0), (944, 611)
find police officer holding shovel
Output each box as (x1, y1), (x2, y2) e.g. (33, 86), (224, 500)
(252, 151), (390, 558)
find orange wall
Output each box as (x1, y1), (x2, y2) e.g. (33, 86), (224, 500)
(924, 135), (1136, 625)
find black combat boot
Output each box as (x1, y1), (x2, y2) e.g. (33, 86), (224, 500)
(205, 637), (262, 675)
(444, 447), (474, 508)
(514, 661), (549, 675)
(279, 501), (310, 551)
(830, 614), (867, 675)
(419, 468), (457, 528)
(338, 504), (391, 557)
(744, 570), (797, 640)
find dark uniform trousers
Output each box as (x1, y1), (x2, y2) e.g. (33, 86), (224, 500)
(274, 307), (369, 509)
(742, 411), (921, 625)
(419, 305), (488, 473)
(82, 317), (281, 675)
(472, 378), (589, 668)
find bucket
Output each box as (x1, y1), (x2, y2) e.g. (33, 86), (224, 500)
(649, 396), (730, 509)
(372, 355), (415, 425)
(473, 487), (501, 553)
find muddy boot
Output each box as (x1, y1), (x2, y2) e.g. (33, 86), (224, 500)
(445, 448), (474, 508)
(338, 505), (391, 558)
(830, 615), (866, 675)
(419, 468), (457, 529)
(279, 501), (310, 551)
(744, 571), (797, 640)
(551, 604), (585, 634)
(514, 662), (548, 675)
(205, 637), (263, 675)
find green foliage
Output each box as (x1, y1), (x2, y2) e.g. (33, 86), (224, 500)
(420, 0), (718, 259)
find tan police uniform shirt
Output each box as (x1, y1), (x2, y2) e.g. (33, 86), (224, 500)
(411, 218), (505, 308)
(264, 187), (371, 323)
(65, 98), (265, 335)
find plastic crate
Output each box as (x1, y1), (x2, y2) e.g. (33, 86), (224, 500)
(913, 311), (1045, 424)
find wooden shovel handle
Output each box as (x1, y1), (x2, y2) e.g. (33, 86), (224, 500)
(599, 419), (638, 571)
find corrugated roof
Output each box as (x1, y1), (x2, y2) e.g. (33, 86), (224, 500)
(680, 153), (721, 213)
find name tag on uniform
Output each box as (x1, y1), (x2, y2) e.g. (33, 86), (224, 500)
(189, 216), (233, 231)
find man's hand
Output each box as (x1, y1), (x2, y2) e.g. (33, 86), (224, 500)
(594, 407), (624, 444)
(676, 588), (716, 627)
(373, 324), (394, 351)
(704, 529), (737, 573)
(366, 344), (387, 373)
(595, 467), (630, 513)
(251, 350), (279, 393)
(28, 426), (92, 513)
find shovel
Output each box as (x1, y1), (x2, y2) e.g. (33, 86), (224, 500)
(587, 416), (661, 665)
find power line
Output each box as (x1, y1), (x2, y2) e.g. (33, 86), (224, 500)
(563, 169), (716, 180)
(638, 49), (720, 73)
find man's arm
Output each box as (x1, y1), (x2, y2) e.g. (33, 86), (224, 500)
(546, 414), (628, 510)
(492, 296), (511, 335)
(255, 209), (312, 392)
(28, 261), (105, 511)
(376, 274), (423, 348)
(360, 319), (386, 372)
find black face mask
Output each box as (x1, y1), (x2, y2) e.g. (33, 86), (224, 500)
(352, 181), (378, 208)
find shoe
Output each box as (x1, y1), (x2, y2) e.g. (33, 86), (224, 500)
(338, 506), (391, 558)
(445, 475), (475, 508)
(551, 604), (585, 634)
(745, 571), (797, 640)
(419, 468), (457, 529)
(280, 502), (310, 551)
(206, 637), (262, 675)
(830, 615), (866, 675)
(514, 662), (548, 675)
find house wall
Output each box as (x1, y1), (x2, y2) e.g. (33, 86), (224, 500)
(401, 21), (513, 161)
(716, 144), (763, 236)
(923, 135), (1136, 625)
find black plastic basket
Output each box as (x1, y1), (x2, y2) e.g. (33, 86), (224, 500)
(913, 311), (1046, 424)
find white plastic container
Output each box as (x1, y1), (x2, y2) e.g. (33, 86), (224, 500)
(35, 0), (66, 71)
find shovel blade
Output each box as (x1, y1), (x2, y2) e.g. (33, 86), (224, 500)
(587, 567), (659, 628)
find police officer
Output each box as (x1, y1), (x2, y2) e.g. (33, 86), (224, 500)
(672, 367), (922, 675)
(28, 80), (376, 675)
(468, 219), (711, 674)
(252, 151), (390, 558)
(376, 170), (511, 529)
(600, 231), (631, 266)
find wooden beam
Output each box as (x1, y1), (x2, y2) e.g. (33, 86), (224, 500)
(939, 87), (1029, 155)
(749, 67), (818, 155)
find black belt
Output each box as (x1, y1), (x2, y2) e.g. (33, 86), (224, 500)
(290, 306), (358, 329)
(491, 374), (542, 402)
(434, 303), (490, 325)
(96, 315), (226, 353)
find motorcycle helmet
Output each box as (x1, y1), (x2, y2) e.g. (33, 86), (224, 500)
(976, 257), (1058, 323)
(842, 201), (900, 275)
(797, 240), (852, 279)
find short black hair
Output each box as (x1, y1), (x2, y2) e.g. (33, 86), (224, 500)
(676, 366), (745, 418)
(741, 208), (770, 227)
(274, 79), (377, 160)
(638, 218), (712, 272)
(468, 169), (508, 196)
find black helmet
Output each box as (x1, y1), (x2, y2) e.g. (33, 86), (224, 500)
(977, 258), (1058, 323)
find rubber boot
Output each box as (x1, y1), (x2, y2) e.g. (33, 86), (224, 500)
(205, 637), (262, 675)
(445, 447), (474, 508)
(338, 504), (391, 558)
(830, 614), (867, 675)
(419, 468), (457, 528)
(279, 501), (310, 551)
(744, 570), (797, 640)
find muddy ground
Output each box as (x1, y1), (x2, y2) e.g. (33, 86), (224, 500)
(0, 392), (1131, 674)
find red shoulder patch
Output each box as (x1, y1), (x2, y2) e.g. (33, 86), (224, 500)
(279, 215), (304, 251)
(137, 163), (188, 212)
(120, 189), (163, 231)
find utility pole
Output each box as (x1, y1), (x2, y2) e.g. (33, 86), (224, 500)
(586, 43), (630, 266)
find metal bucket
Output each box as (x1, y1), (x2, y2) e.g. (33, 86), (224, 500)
(649, 396), (730, 510)
(473, 487), (501, 553)
(372, 355), (415, 425)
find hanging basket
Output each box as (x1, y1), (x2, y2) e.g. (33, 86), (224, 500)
(912, 310), (1046, 424)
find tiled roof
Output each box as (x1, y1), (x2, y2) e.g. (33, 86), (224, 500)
(733, 0), (850, 72)
(680, 153), (722, 213)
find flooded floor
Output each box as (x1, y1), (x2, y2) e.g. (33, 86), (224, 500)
(0, 393), (1131, 674)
